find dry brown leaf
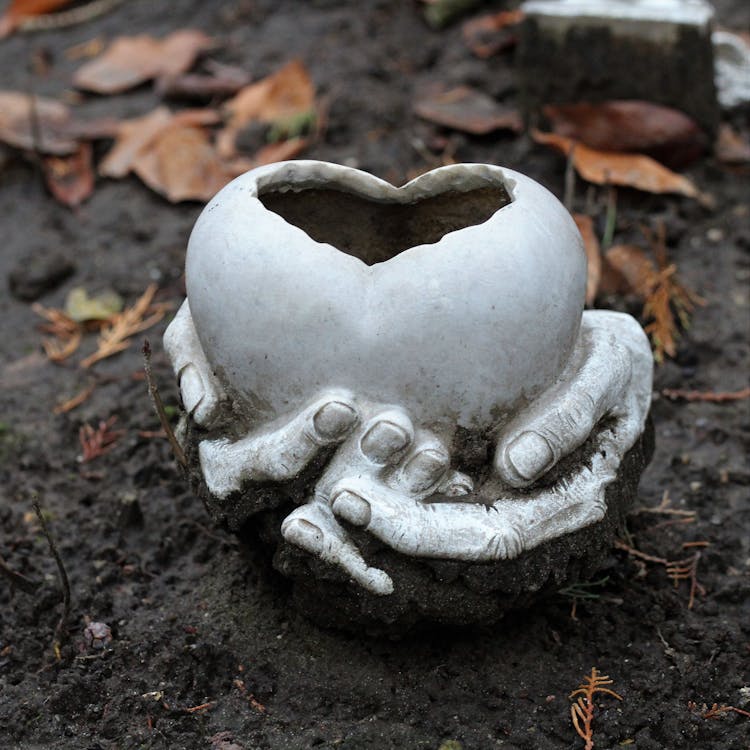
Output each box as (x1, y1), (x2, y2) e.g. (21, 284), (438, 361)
(602, 244), (655, 297)
(132, 124), (233, 203)
(156, 61), (252, 101)
(99, 107), (220, 179)
(43, 141), (94, 207)
(73, 30), (214, 94)
(573, 214), (601, 306)
(217, 60), (315, 158)
(603, 239), (704, 361)
(462, 9), (524, 58)
(0, 0), (73, 38)
(543, 100), (706, 168)
(0, 91), (79, 155)
(532, 130), (706, 202)
(715, 123), (750, 164)
(415, 86), (522, 135)
(252, 137), (310, 167)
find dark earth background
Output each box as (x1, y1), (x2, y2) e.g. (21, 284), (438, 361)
(1, 1), (749, 748)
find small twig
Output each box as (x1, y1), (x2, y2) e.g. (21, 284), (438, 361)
(661, 387), (750, 403)
(569, 667), (622, 750)
(0, 554), (41, 595)
(689, 701), (750, 720)
(601, 186), (617, 250)
(18, 0), (126, 32)
(33, 499), (71, 653)
(143, 340), (187, 469)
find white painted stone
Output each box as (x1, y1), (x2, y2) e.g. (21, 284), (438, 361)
(185, 160), (585, 432)
(164, 161), (654, 596)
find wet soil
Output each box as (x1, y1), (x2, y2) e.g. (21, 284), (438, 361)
(1, 2), (748, 749)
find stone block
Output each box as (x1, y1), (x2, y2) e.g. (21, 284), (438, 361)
(518, 0), (719, 134)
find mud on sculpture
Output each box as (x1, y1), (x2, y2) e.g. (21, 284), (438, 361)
(163, 160), (654, 628)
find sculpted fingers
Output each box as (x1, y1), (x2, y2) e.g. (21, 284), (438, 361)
(330, 476), (524, 560)
(390, 430), (451, 494)
(164, 300), (225, 426)
(281, 502), (393, 595)
(199, 391), (358, 498)
(495, 318), (635, 488)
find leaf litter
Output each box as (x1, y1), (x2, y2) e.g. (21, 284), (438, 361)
(414, 85), (522, 135)
(73, 30), (215, 94)
(602, 223), (705, 362)
(531, 129), (712, 205)
(542, 100), (707, 168)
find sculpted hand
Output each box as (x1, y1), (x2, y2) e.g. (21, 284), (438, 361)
(164, 300), (225, 427)
(281, 408), (471, 594)
(494, 310), (653, 488)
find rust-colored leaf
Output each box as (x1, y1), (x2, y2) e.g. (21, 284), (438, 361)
(73, 30), (214, 94)
(217, 60), (315, 158)
(415, 85), (522, 135)
(603, 236), (704, 362)
(573, 214), (601, 306)
(462, 9), (524, 58)
(0, 91), (78, 155)
(132, 124), (232, 203)
(715, 123), (750, 164)
(543, 100), (706, 168)
(602, 244), (655, 298)
(99, 107), (219, 179)
(0, 0), (73, 38)
(532, 130), (706, 202)
(43, 141), (94, 207)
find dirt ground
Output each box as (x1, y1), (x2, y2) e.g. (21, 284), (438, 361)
(1, 1), (749, 749)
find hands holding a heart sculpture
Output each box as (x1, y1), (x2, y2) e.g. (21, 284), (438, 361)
(165, 301), (652, 595)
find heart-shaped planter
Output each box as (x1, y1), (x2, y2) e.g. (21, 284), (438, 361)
(186, 161), (585, 431)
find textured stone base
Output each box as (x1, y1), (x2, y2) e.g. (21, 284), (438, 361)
(188, 416), (654, 633)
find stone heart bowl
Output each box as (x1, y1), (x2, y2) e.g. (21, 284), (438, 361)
(185, 160), (586, 431)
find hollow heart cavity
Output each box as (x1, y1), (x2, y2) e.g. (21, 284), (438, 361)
(259, 185), (511, 265)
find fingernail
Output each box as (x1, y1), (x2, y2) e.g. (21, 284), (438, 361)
(403, 448), (449, 491)
(313, 401), (357, 441)
(506, 431), (555, 481)
(179, 364), (204, 414)
(282, 519), (324, 554)
(360, 421), (409, 464)
(332, 491), (371, 527)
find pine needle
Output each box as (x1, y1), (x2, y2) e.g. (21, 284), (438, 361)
(80, 284), (170, 368)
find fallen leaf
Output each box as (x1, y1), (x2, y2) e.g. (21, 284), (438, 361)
(43, 142), (94, 207)
(132, 124), (233, 203)
(156, 62), (252, 101)
(602, 244), (655, 297)
(99, 107), (219, 178)
(217, 60), (315, 158)
(80, 284), (171, 368)
(462, 9), (524, 58)
(73, 30), (214, 94)
(0, 91), (77, 155)
(603, 239), (704, 361)
(65, 287), (123, 322)
(252, 137), (310, 167)
(543, 100), (706, 168)
(715, 123), (750, 164)
(0, 0), (73, 38)
(573, 214), (601, 306)
(415, 86), (522, 135)
(532, 130), (706, 202)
